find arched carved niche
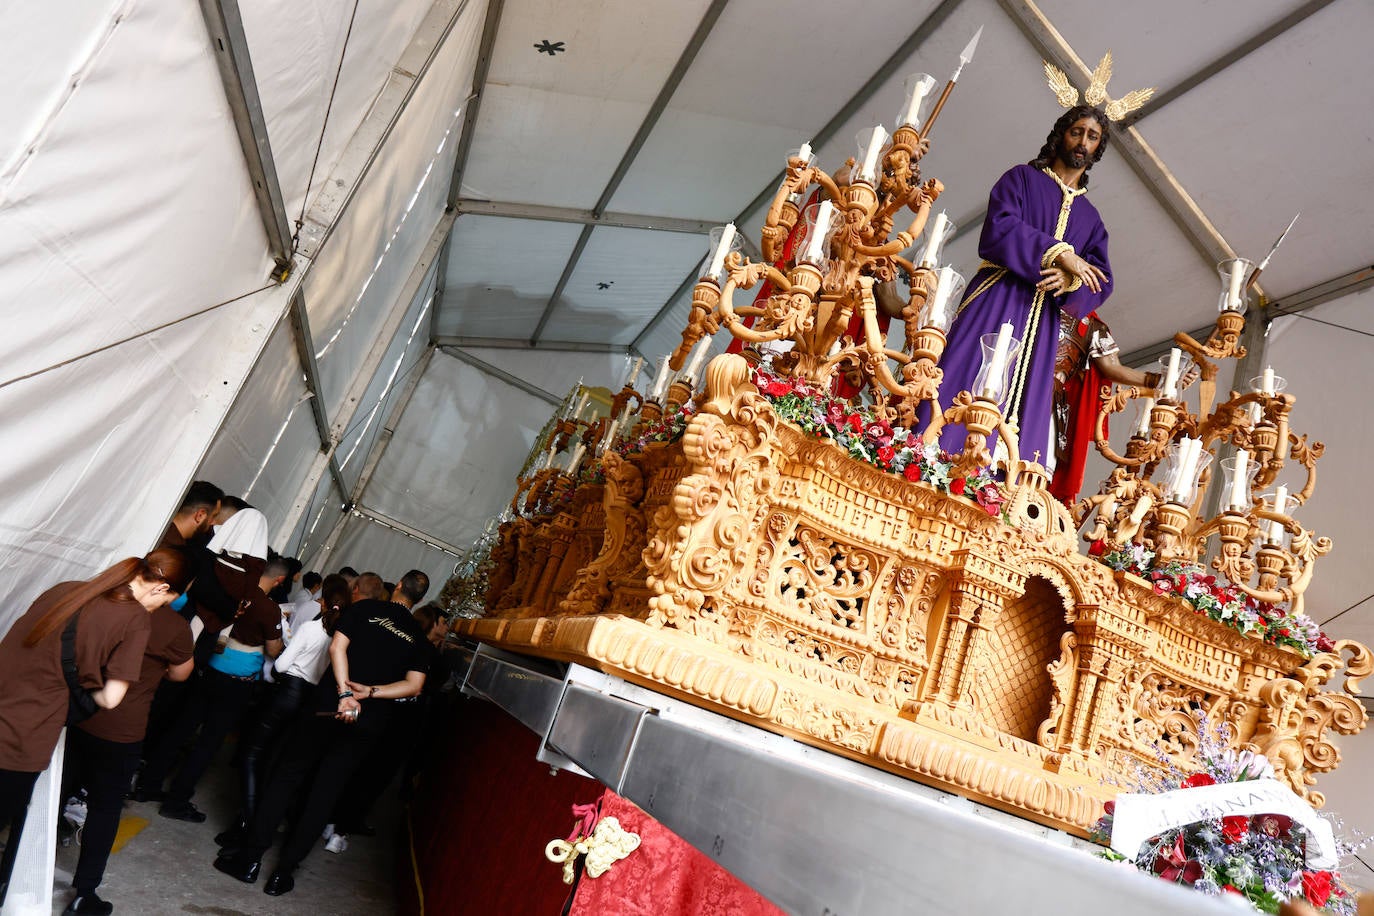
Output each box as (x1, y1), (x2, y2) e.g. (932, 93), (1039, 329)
(971, 575), (1072, 743)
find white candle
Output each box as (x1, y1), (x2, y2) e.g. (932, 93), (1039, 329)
(1226, 260), (1247, 311)
(706, 222), (737, 279)
(926, 266), (956, 329)
(1228, 449), (1250, 509)
(541, 446), (557, 469)
(901, 74), (937, 128)
(599, 419), (620, 451)
(1260, 366), (1275, 396)
(564, 443), (586, 473)
(1162, 348), (1181, 400)
(649, 355), (671, 401)
(919, 211), (949, 268)
(1175, 438), (1202, 502)
(1268, 485), (1289, 544)
(624, 356), (644, 389)
(857, 124), (886, 184)
(981, 322), (1015, 399)
(1135, 397), (1155, 436)
(684, 338), (713, 381)
(804, 200), (834, 263)
(1128, 493), (1154, 526)
(570, 392), (589, 420)
(797, 141), (812, 164)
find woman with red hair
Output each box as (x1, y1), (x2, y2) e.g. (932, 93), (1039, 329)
(0, 547), (191, 909)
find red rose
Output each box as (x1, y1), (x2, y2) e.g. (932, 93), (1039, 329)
(1088, 539), (1106, 557)
(846, 414), (864, 433)
(1316, 633), (1336, 652)
(1303, 870), (1334, 908)
(1103, 801), (1115, 816)
(765, 380), (792, 397)
(1221, 885), (1242, 896)
(1221, 815), (1248, 844)
(949, 477), (967, 496)
(1181, 772), (1216, 789)
(903, 464), (922, 482)
(877, 446), (896, 464)
(1278, 628), (1291, 637)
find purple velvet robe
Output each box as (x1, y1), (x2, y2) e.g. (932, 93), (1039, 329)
(934, 164), (1112, 464)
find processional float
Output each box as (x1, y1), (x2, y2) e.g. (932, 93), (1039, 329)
(453, 38), (1368, 835)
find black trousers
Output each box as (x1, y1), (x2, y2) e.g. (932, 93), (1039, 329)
(139, 668), (257, 803)
(333, 699), (423, 831)
(246, 704), (391, 871)
(63, 729), (142, 894)
(236, 673), (310, 822)
(0, 768), (40, 906)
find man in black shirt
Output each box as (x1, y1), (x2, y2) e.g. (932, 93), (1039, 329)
(213, 595), (429, 895)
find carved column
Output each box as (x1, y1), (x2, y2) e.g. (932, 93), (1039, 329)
(929, 549), (1026, 708)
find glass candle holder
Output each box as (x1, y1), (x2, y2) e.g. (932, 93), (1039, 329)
(852, 124), (890, 186)
(972, 324), (1023, 407)
(700, 223), (742, 283)
(1156, 349), (1196, 402)
(797, 199), (841, 269)
(1163, 437), (1212, 504)
(1250, 368), (1288, 398)
(1261, 486), (1291, 546)
(895, 73), (938, 130)
(1216, 257), (1256, 313)
(1219, 452), (1258, 513)
(917, 211), (957, 269)
(920, 266), (965, 333)
(1132, 396), (1156, 437)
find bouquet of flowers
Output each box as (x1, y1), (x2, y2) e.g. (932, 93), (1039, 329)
(753, 368), (1006, 517)
(1098, 545), (1335, 658)
(1091, 717), (1362, 914)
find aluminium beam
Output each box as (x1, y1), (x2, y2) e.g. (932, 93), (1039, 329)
(284, 291), (350, 501)
(529, 0), (732, 345)
(296, 0), (474, 259)
(198, 0), (294, 277)
(352, 505), (468, 557)
(446, 0), (507, 208)
(434, 336), (629, 354)
(438, 346), (563, 407)
(631, 0), (964, 353)
(453, 199), (719, 235)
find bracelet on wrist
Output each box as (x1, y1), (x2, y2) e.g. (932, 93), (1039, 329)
(338, 690), (353, 700)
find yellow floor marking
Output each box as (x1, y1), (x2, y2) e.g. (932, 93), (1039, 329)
(110, 815), (149, 853)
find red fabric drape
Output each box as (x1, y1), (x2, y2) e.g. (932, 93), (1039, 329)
(1049, 360), (1107, 504)
(567, 789), (784, 916)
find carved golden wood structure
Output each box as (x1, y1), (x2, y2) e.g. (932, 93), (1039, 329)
(456, 72), (1368, 836)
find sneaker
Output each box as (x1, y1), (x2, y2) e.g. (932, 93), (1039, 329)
(63, 793), (89, 828)
(321, 822), (335, 841)
(64, 891), (114, 915)
(158, 800), (207, 823)
(324, 833), (348, 854)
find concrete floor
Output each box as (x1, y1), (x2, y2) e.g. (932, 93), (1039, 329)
(49, 746), (401, 915)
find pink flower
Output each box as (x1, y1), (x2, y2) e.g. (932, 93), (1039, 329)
(975, 483), (1005, 517)
(1152, 834), (1203, 885)
(1316, 633), (1336, 652)
(864, 419), (894, 447)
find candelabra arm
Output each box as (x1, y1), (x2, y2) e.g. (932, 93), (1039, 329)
(762, 162), (814, 261)
(1093, 385), (1160, 468)
(715, 265), (805, 346)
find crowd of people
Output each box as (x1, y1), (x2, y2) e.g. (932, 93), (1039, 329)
(0, 480), (455, 913)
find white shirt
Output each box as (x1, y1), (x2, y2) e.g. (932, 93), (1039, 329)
(273, 618), (333, 684)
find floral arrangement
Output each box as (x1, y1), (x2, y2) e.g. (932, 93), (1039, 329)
(752, 368), (1007, 517)
(613, 402), (695, 456)
(1091, 717), (1362, 914)
(1099, 543), (1334, 658)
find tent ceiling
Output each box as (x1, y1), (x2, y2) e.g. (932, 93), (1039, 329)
(439, 0), (1372, 359)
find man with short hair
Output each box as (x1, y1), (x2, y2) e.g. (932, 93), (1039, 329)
(389, 570), (430, 611)
(159, 481), (223, 549)
(350, 572), (385, 602)
(289, 571), (321, 606)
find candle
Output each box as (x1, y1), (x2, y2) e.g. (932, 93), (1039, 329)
(797, 141), (812, 164)
(804, 200), (834, 263)
(1226, 259), (1246, 311)
(540, 446), (556, 470)
(900, 74), (937, 129)
(684, 338), (712, 381)
(1260, 366), (1275, 396)
(649, 355), (671, 401)
(1135, 397), (1155, 436)
(1169, 437), (1201, 503)
(706, 223), (737, 279)
(623, 356), (644, 389)
(926, 266), (956, 329)
(919, 211), (949, 268)
(1268, 485), (1289, 544)
(1228, 449), (1250, 509)
(599, 419), (620, 451)
(981, 322), (1014, 399)
(857, 124), (887, 184)
(1162, 348), (1181, 400)
(570, 392), (589, 420)
(564, 443), (586, 473)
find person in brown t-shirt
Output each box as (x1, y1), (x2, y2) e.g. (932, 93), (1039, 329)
(157, 480), (224, 550)
(0, 549), (190, 910)
(64, 604), (194, 911)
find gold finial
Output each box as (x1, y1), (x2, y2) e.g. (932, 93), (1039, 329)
(1043, 51), (1154, 122)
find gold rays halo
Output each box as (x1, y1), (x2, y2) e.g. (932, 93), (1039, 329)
(1043, 51), (1155, 122)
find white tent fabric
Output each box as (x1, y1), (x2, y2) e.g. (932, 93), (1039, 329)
(4, 0), (1374, 903)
